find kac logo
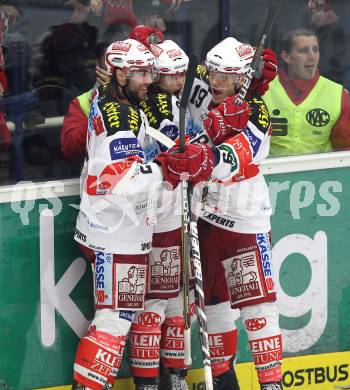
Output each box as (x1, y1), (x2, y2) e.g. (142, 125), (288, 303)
(306, 108), (330, 127)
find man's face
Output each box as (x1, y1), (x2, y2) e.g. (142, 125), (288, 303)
(208, 71), (242, 105)
(282, 35), (320, 80)
(158, 72), (186, 95)
(119, 68), (156, 102)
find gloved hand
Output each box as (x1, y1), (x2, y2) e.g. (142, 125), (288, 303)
(155, 143), (215, 188)
(129, 25), (164, 47)
(203, 96), (250, 145)
(249, 48), (278, 96)
(261, 48), (278, 82)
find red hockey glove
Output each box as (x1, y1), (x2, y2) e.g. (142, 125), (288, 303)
(261, 48), (278, 82)
(203, 96), (250, 145)
(156, 143), (215, 188)
(249, 48), (278, 97)
(129, 25), (165, 48)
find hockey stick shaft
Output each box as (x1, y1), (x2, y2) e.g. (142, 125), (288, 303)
(188, 196), (213, 390)
(179, 54), (197, 366)
(179, 55), (213, 388)
(235, 0), (282, 105)
(181, 178), (192, 366)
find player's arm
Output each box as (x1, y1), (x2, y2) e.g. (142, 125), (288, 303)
(210, 96), (271, 181)
(330, 88), (350, 150)
(61, 97), (88, 161)
(86, 97), (163, 196)
(247, 48), (278, 97)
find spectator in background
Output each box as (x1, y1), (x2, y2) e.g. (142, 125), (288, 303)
(0, 1), (19, 26)
(65, 0), (91, 23)
(61, 41), (109, 161)
(264, 28), (350, 157)
(0, 8), (10, 151)
(308, 0), (339, 28)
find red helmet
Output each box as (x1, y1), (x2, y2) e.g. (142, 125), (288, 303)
(129, 25), (164, 48)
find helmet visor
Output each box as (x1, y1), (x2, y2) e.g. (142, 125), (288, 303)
(208, 70), (243, 84)
(125, 67), (160, 82)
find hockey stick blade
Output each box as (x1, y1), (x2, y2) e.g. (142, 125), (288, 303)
(235, 0), (282, 105)
(179, 54), (197, 152)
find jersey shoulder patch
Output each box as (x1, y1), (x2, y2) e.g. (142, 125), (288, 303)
(195, 64), (210, 87)
(247, 96), (271, 135)
(98, 99), (142, 137)
(140, 92), (174, 129)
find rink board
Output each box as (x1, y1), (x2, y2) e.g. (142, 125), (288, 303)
(35, 351), (350, 390)
(0, 152), (350, 389)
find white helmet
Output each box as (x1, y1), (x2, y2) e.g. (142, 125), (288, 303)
(105, 38), (156, 77)
(151, 40), (189, 74)
(205, 37), (254, 74)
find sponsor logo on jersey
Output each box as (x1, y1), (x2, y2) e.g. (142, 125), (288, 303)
(135, 199), (149, 214)
(102, 101), (121, 129)
(137, 312), (162, 326)
(243, 128), (261, 156)
(251, 97), (270, 133)
(223, 251), (261, 304)
(202, 211), (235, 228)
(156, 93), (171, 115)
(161, 124), (178, 141)
(118, 265), (146, 309)
(74, 228), (86, 242)
(245, 317), (267, 331)
(95, 252), (112, 304)
(256, 233), (274, 291)
(306, 108), (331, 127)
(128, 106), (141, 132)
(109, 137), (143, 160)
(112, 41), (131, 52)
(119, 310), (135, 322)
(149, 246), (181, 292)
(95, 252), (105, 299)
(129, 333), (161, 348)
(140, 100), (157, 126)
(141, 242), (151, 251)
(95, 348), (117, 367)
(250, 335), (282, 366)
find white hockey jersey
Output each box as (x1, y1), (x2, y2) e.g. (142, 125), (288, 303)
(187, 65), (273, 233)
(140, 89), (184, 234)
(75, 84), (163, 254)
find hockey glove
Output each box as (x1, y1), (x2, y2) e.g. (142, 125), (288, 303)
(155, 143), (215, 188)
(249, 48), (278, 97)
(203, 96), (250, 145)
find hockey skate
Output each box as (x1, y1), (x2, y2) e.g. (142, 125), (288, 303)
(212, 367), (240, 390)
(159, 367), (189, 390)
(260, 381), (283, 390)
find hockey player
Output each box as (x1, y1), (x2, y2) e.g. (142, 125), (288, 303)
(128, 38), (190, 390)
(128, 36), (241, 390)
(72, 38), (213, 390)
(183, 37), (283, 390)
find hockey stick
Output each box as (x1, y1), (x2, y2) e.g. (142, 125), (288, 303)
(179, 55), (213, 390)
(235, 0), (282, 105)
(179, 54), (196, 368)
